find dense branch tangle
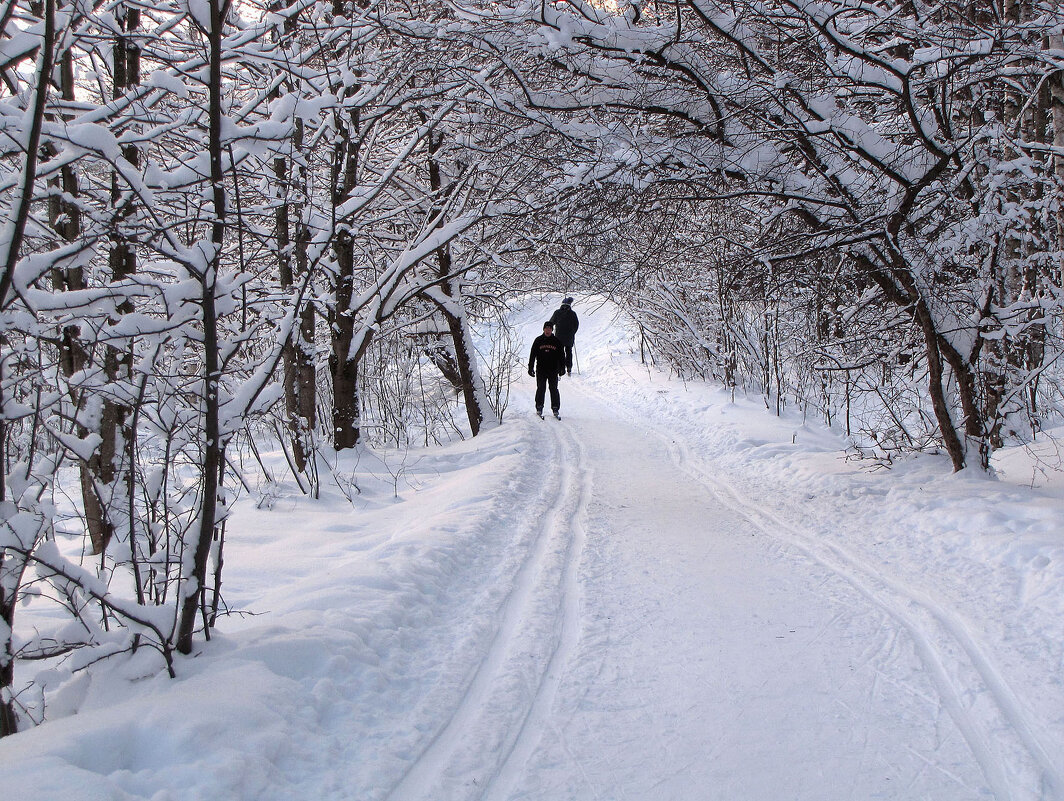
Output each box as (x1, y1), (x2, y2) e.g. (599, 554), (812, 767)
(460, 0), (1064, 470)
(0, 0), (549, 735)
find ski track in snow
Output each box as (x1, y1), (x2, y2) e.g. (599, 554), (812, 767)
(482, 422), (590, 801)
(385, 412), (590, 801)
(577, 378), (1062, 801)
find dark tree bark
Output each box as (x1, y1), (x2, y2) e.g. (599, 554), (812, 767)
(94, 4), (142, 556)
(279, 188), (317, 470)
(325, 0), (365, 450)
(329, 39), (362, 450)
(330, 229), (361, 450)
(861, 252), (972, 472)
(272, 5), (316, 472)
(45, 41), (117, 554)
(434, 247), (487, 436)
(425, 131), (488, 435)
(177, 0), (227, 655)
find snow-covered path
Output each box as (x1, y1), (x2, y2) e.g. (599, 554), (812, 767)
(385, 382), (1003, 800)
(2, 297), (1062, 801)
(384, 394), (592, 801)
(514, 392), (968, 800)
(375, 296), (1063, 800)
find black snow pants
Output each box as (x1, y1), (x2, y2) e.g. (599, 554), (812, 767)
(561, 344), (573, 374)
(535, 372), (560, 413)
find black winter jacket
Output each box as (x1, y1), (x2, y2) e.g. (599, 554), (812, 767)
(528, 334), (565, 376)
(549, 305), (579, 346)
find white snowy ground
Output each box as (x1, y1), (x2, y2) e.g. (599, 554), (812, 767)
(2, 297), (1063, 801)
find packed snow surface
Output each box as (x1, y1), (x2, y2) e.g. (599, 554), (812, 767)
(2, 297), (1063, 800)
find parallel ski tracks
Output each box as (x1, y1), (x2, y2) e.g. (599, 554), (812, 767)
(482, 421), (590, 801)
(389, 374), (1060, 800)
(584, 382), (1061, 801)
(384, 417), (590, 801)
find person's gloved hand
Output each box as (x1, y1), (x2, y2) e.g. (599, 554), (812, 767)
(528, 367), (535, 377)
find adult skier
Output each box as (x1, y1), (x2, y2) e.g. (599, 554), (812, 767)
(528, 320), (565, 419)
(549, 297), (580, 376)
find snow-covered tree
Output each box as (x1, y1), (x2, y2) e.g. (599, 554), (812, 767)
(455, 0), (1064, 470)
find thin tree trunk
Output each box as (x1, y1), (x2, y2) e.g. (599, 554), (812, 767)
(938, 335), (986, 468)
(0, 552), (29, 736)
(96, 4), (142, 556)
(46, 43), (116, 554)
(0, 0), (55, 738)
(917, 306), (968, 471)
(277, 133), (316, 469)
(177, 0), (226, 655)
(434, 253), (490, 436)
(330, 231), (361, 450)
(329, 96), (362, 450)
(1053, 34), (1064, 295)
(327, 0), (363, 450)
(110, 13), (141, 377)
(862, 254), (970, 471)
(424, 131), (491, 434)
(294, 221), (316, 452)
(270, 5), (316, 471)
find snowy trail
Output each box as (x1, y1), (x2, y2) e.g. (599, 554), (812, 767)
(506, 388), (982, 800)
(571, 366), (1063, 800)
(665, 433), (1063, 801)
(481, 423), (590, 801)
(383, 374), (1025, 800)
(384, 403), (592, 801)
